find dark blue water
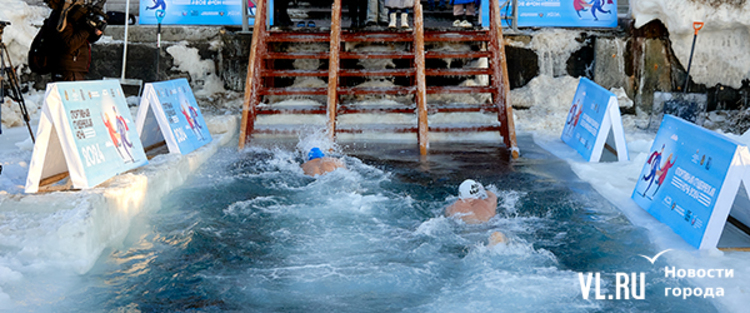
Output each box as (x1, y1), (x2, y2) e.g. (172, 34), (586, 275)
(57, 136), (718, 312)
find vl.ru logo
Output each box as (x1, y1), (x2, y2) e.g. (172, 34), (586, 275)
(578, 272), (646, 300)
(578, 249), (671, 300)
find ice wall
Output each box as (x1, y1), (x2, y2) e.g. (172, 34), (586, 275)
(0, 115), (237, 307)
(632, 0), (750, 88)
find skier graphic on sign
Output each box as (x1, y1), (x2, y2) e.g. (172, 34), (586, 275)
(564, 98), (584, 138)
(640, 144), (665, 197)
(101, 103), (135, 163)
(180, 100), (205, 141)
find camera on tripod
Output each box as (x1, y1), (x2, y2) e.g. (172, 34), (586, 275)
(0, 20), (9, 40)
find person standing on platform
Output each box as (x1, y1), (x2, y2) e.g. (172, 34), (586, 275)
(366, 0), (389, 28)
(274, 0), (292, 27)
(348, 0), (368, 29)
(385, 0), (414, 30)
(450, 0), (479, 28)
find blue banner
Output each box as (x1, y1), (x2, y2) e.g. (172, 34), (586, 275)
(482, 0), (617, 28)
(59, 80), (149, 187)
(561, 77), (614, 161)
(632, 115), (741, 249)
(139, 0), (252, 25)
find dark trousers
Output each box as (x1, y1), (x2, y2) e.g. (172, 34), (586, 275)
(274, 0), (291, 26)
(349, 1), (367, 27)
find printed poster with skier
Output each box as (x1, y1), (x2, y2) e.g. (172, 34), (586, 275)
(631, 115), (750, 249)
(135, 78), (212, 155)
(561, 77), (628, 162)
(139, 0), (249, 25)
(25, 80), (148, 193)
(482, 0), (617, 28)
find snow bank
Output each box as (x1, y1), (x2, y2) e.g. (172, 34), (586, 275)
(632, 0), (750, 88)
(0, 0), (48, 70)
(0, 115), (237, 288)
(166, 42), (227, 97)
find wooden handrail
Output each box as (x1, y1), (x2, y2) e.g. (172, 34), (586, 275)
(489, 0), (519, 158)
(239, 0), (267, 149)
(326, 0), (343, 142)
(414, 2), (428, 155)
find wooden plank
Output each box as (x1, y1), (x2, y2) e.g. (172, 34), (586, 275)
(341, 52), (415, 59)
(239, 0), (267, 149)
(425, 68), (492, 76)
(260, 88), (328, 95)
(414, 3), (428, 156)
(338, 86), (416, 95)
(342, 32), (414, 42)
(337, 106), (416, 114)
(39, 172), (70, 188)
(266, 32), (330, 42)
(429, 125), (503, 132)
(262, 69), (328, 77)
(327, 0), (342, 142)
(339, 69), (415, 77)
(264, 52), (330, 59)
(489, 0), (519, 158)
(257, 107), (327, 114)
(425, 51), (491, 59)
(426, 86), (495, 94)
(425, 31), (490, 42)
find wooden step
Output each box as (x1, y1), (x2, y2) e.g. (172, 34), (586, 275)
(338, 86), (416, 95)
(257, 105), (327, 115)
(260, 87), (327, 96)
(262, 69), (416, 78)
(425, 51), (491, 59)
(341, 51), (415, 59)
(425, 31), (490, 42)
(429, 124), (503, 132)
(262, 69), (327, 77)
(425, 68), (492, 76)
(336, 104), (498, 115)
(265, 30), (490, 43)
(267, 32), (330, 42)
(340, 69), (415, 77)
(338, 105), (416, 114)
(264, 52), (330, 60)
(336, 124), (418, 134)
(426, 86), (495, 94)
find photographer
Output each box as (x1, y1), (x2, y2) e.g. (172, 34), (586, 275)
(44, 0), (104, 81)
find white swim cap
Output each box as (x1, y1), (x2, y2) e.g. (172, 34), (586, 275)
(459, 179), (487, 200)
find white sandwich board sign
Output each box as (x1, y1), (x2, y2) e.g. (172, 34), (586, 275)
(632, 115), (750, 249)
(561, 77), (629, 162)
(25, 80), (148, 193)
(135, 78), (212, 155)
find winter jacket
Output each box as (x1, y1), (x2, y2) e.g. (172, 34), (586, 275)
(385, 0), (415, 9)
(47, 9), (102, 74)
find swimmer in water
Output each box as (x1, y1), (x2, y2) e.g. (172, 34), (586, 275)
(445, 179), (507, 245)
(301, 147), (346, 177)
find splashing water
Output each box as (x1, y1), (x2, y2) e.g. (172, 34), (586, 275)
(8, 137), (721, 313)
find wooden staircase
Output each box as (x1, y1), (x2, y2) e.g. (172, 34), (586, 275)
(239, 0), (518, 158)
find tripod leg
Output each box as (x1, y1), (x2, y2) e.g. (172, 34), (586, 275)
(1, 43), (35, 142)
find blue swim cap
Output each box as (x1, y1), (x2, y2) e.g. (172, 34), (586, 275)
(308, 147), (325, 160)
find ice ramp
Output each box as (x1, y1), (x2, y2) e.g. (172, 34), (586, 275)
(239, 0), (518, 158)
